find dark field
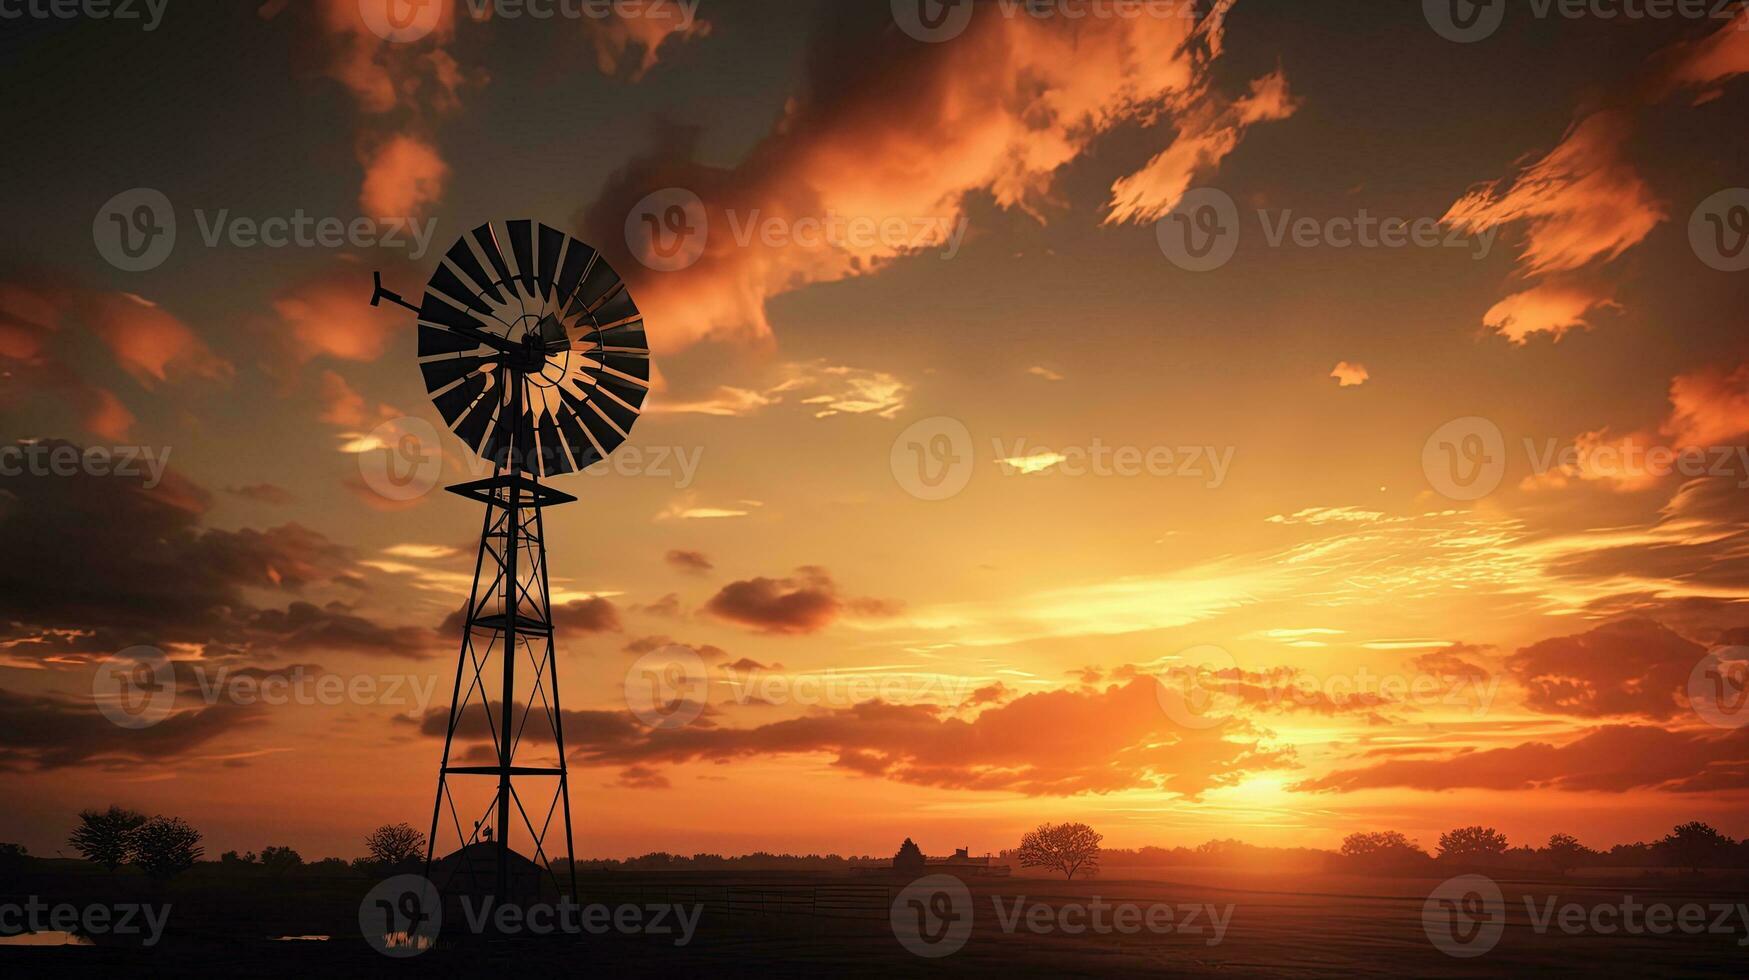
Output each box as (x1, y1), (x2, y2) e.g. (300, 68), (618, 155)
(3, 863), (1744, 976)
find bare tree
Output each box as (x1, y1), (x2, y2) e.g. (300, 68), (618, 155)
(1016, 822), (1103, 880)
(364, 822), (426, 867)
(132, 816), (203, 881)
(68, 805), (146, 873)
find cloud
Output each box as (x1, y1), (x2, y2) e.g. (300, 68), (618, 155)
(1105, 67), (1301, 225)
(1330, 361), (1368, 387)
(0, 686), (263, 771)
(86, 293), (232, 388)
(0, 440), (427, 664)
(665, 550), (713, 574)
(1444, 110), (1662, 278)
(270, 262), (410, 365)
(703, 566), (899, 635)
(580, 5), (710, 79)
(566, 677), (1296, 799)
(225, 483), (297, 506)
(1292, 724), (1749, 794)
(1505, 619), (1705, 721)
(1663, 361), (1749, 447)
(649, 361), (908, 420)
(578, 5), (1289, 350)
(359, 134), (449, 219)
(552, 597), (623, 634)
(1027, 366), (1064, 382)
(1479, 281), (1621, 345)
(1443, 15), (1749, 341)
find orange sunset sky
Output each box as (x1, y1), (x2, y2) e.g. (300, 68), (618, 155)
(2, 1), (1748, 861)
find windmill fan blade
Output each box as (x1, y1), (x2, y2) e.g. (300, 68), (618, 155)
(561, 388), (626, 456)
(596, 374), (648, 411)
(445, 238), (505, 304)
(601, 353), (650, 383)
(420, 354), (495, 393)
(433, 371), (489, 424)
(536, 412), (572, 476)
(554, 404), (603, 470)
(507, 220), (535, 297)
(453, 387), (499, 450)
(553, 241), (595, 310)
(597, 321), (647, 352)
(567, 257), (623, 319)
(590, 287), (639, 328)
(419, 324), (479, 357)
(591, 389), (639, 433)
(419, 293), (491, 337)
(536, 224), (564, 302)
(430, 262), (496, 316)
(471, 223), (515, 292)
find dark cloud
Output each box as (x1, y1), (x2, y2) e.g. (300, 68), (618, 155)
(1293, 725), (1749, 794)
(702, 566), (899, 635)
(551, 597), (623, 634)
(1506, 618), (1705, 721)
(0, 685), (263, 771)
(664, 550), (713, 574)
(224, 483), (296, 506)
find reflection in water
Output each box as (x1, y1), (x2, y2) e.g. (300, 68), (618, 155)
(382, 931), (437, 952)
(270, 935), (332, 942)
(0, 931), (96, 947)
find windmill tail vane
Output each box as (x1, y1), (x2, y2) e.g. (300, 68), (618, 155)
(371, 219), (651, 903)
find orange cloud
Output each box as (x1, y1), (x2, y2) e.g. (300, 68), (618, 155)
(1480, 281), (1620, 344)
(703, 566), (899, 635)
(582, 7), (1290, 351)
(271, 263), (404, 364)
(1330, 361), (1368, 387)
(86, 292), (232, 388)
(1444, 110), (1662, 278)
(1663, 360), (1749, 447)
(359, 134), (448, 219)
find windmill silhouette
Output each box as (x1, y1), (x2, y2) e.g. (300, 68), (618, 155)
(372, 220), (650, 900)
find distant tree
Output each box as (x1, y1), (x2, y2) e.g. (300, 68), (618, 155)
(1657, 822), (1735, 873)
(364, 823), (425, 868)
(0, 842), (26, 876)
(308, 857), (351, 873)
(68, 806), (147, 872)
(893, 838), (925, 875)
(1016, 822), (1103, 880)
(131, 816), (203, 881)
(1339, 831), (1432, 871)
(1437, 826), (1509, 864)
(1542, 833), (1593, 874)
(219, 850), (255, 867)
(259, 845), (303, 873)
